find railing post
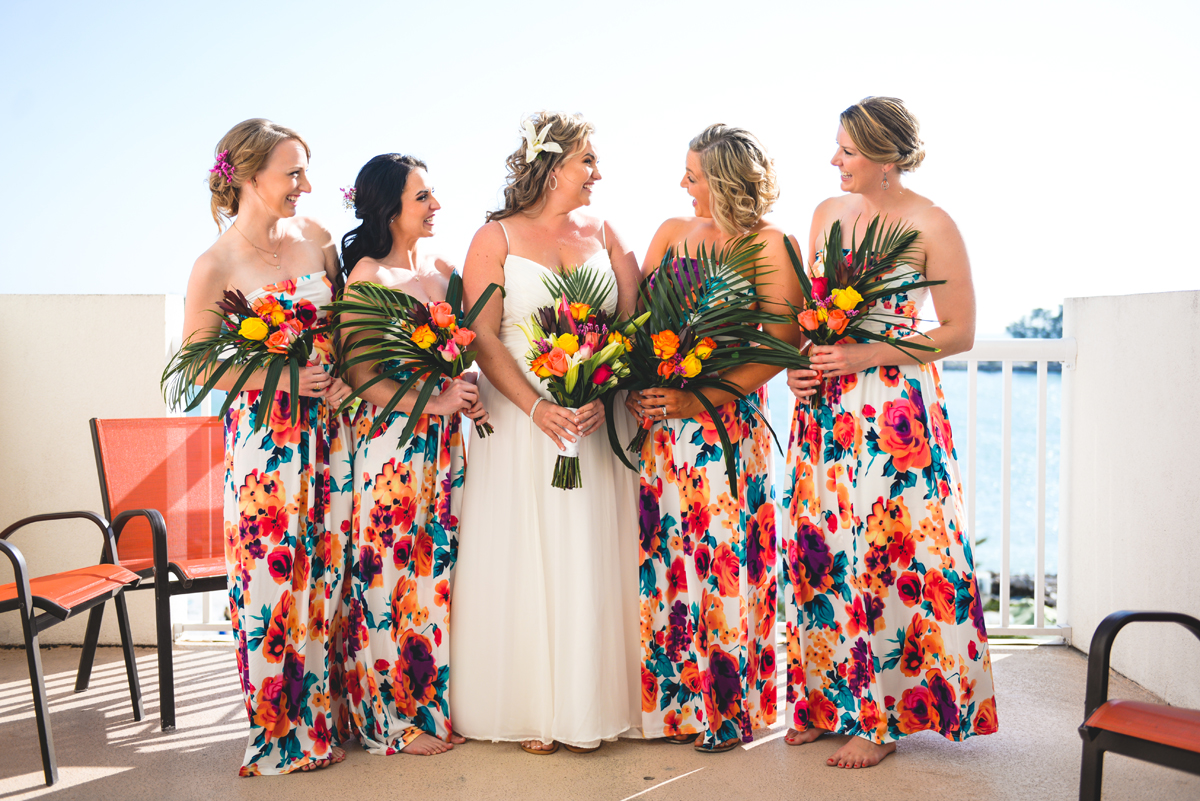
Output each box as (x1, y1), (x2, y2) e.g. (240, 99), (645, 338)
(1035, 360), (1048, 628)
(1000, 360), (1012, 629)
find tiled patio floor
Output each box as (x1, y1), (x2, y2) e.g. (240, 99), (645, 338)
(0, 642), (1197, 801)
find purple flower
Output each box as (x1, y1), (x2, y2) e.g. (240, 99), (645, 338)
(707, 646), (744, 721)
(848, 638), (874, 697)
(666, 600), (691, 662)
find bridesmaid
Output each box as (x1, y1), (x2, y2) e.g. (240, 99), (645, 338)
(182, 119), (352, 775)
(631, 124), (804, 752)
(338, 154), (487, 755)
(782, 97), (997, 768)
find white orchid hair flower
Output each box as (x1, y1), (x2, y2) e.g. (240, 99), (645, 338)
(522, 120), (563, 163)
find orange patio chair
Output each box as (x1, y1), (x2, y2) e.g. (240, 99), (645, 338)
(75, 417), (228, 731)
(0, 511), (143, 785)
(1078, 610), (1200, 800)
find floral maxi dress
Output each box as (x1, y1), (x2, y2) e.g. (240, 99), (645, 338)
(638, 386), (778, 748)
(223, 273), (353, 775)
(782, 263), (998, 745)
(340, 381), (463, 753)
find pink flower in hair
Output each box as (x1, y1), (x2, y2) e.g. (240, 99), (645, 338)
(210, 150), (236, 184)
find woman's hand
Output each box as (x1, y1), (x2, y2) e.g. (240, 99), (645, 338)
(575, 399), (606, 436)
(463, 399), (489, 427)
(322, 376), (354, 409)
(787, 368), (821, 399)
(299, 365), (335, 398)
(532, 400), (580, 450)
(427, 378), (480, 416)
(639, 387), (704, 421)
(807, 343), (879, 377)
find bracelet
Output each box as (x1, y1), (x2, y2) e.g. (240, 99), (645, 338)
(529, 397), (545, 422)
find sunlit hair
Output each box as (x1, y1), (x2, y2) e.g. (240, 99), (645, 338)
(207, 119), (310, 231)
(689, 124), (779, 235)
(840, 97), (926, 173)
(340, 154), (428, 278)
(485, 111), (595, 222)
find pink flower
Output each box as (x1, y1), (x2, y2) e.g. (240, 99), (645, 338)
(438, 340), (461, 361)
(591, 364), (614, 385)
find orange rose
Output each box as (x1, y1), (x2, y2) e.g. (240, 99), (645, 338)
(641, 666), (658, 712)
(651, 330), (680, 359)
(657, 358), (678, 379)
(545, 347), (570, 377)
(452, 327), (476, 348)
(798, 309), (821, 331)
(807, 689), (838, 731)
(679, 660), (702, 693)
(712, 542), (740, 597)
(832, 411), (856, 450)
(429, 301), (456, 329)
(410, 324), (437, 349)
(922, 570), (957, 623)
(973, 696), (999, 735)
(265, 326), (296, 354)
(827, 309), (849, 334)
(253, 296), (287, 326)
(568, 302), (591, 321)
(693, 337), (716, 359)
(896, 685), (939, 735)
(530, 353), (553, 378)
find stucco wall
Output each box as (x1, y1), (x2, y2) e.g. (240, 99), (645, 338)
(0, 294), (182, 645)
(1061, 290), (1200, 708)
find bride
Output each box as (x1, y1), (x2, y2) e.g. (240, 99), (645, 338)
(450, 112), (642, 754)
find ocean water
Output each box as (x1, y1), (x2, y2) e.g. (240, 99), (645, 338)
(765, 367), (1061, 577)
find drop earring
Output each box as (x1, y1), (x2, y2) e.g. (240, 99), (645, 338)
(882, 171), (890, 191)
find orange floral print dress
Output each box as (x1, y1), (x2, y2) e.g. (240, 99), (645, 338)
(638, 386), (778, 748)
(223, 273), (353, 775)
(782, 262), (997, 745)
(339, 371), (462, 753)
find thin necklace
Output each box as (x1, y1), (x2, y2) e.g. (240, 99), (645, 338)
(233, 222), (285, 269)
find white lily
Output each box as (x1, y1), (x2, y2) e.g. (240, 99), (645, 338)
(523, 120), (563, 163)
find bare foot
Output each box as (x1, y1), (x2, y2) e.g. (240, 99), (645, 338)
(299, 746), (346, 771)
(402, 732), (454, 755)
(450, 731), (466, 745)
(784, 726), (828, 745)
(827, 736), (896, 768)
(521, 739), (558, 754)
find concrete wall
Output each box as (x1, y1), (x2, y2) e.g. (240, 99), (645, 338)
(0, 294), (182, 645)
(1061, 290), (1200, 709)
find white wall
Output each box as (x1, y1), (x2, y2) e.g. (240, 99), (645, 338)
(1062, 290), (1200, 708)
(0, 294), (182, 645)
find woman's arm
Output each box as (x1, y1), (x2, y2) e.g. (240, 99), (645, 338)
(605, 220), (640, 317)
(463, 222), (579, 448)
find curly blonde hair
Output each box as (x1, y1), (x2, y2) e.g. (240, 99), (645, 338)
(689, 124), (779, 235)
(207, 118), (310, 230)
(840, 97), (925, 173)
(485, 111), (594, 222)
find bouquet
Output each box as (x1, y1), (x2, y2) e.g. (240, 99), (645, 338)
(517, 267), (647, 489)
(330, 273), (501, 446)
(161, 288), (330, 430)
(784, 215), (944, 401)
(615, 235), (805, 494)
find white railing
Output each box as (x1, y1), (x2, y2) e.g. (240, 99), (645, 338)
(941, 337), (1076, 640)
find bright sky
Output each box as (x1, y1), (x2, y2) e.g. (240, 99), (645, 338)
(3, 0), (1197, 334)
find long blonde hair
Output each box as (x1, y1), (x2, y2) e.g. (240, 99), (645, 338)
(840, 97), (925, 172)
(208, 118), (310, 230)
(486, 111), (594, 222)
(689, 124), (779, 235)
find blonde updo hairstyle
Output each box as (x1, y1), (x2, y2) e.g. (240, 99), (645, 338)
(689, 124), (779, 236)
(486, 111), (595, 223)
(208, 118), (311, 230)
(839, 97), (925, 173)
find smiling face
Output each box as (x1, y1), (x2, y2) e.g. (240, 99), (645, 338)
(248, 138), (311, 217)
(681, 149), (712, 218)
(831, 125), (886, 195)
(393, 168), (440, 239)
(551, 139), (601, 207)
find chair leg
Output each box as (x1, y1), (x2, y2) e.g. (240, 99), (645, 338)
(155, 582), (176, 731)
(22, 615), (57, 786)
(113, 592), (144, 721)
(74, 603), (106, 693)
(1079, 739), (1104, 801)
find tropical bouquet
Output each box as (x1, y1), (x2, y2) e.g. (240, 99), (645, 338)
(161, 288), (330, 430)
(517, 268), (648, 489)
(330, 273), (502, 446)
(784, 214), (944, 401)
(613, 235), (806, 494)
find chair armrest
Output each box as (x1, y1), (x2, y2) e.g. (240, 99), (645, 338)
(0, 512), (116, 616)
(0, 539), (34, 615)
(1085, 610), (1200, 718)
(111, 508), (168, 573)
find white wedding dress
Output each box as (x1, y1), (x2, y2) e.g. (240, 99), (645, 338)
(449, 231), (642, 748)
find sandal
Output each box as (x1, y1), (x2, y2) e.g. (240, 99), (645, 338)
(667, 733), (699, 745)
(564, 744), (600, 754)
(694, 738), (740, 754)
(520, 740), (560, 755)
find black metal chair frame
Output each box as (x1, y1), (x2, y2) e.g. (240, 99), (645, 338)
(74, 418), (226, 731)
(0, 511), (143, 786)
(1078, 610), (1200, 800)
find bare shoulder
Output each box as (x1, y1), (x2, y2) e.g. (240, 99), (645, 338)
(293, 215), (333, 245)
(570, 209), (604, 236)
(652, 216), (695, 242)
(469, 220), (509, 252)
(428, 253), (459, 279)
(346, 256), (387, 287)
(813, 195), (850, 226)
(189, 239), (233, 288)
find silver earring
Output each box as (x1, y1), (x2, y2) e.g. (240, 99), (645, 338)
(882, 172), (890, 191)
(548, 174), (558, 191)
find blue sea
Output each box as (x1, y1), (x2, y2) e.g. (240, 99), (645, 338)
(765, 367), (1060, 577)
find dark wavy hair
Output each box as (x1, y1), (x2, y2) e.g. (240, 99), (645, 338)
(340, 153), (428, 278)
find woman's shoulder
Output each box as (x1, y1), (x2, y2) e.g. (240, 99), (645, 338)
(293, 214), (333, 245)
(426, 252), (458, 279)
(189, 233), (236, 286)
(346, 256), (388, 287)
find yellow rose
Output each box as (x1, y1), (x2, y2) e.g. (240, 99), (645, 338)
(555, 333), (579, 356)
(681, 354), (703, 378)
(608, 331), (632, 352)
(693, 337), (716, 359)
(239, 317), (269, 341)
(568, 302), (591, 322)
(831, 287), (864, 311)
(410, 324), (437, 349)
